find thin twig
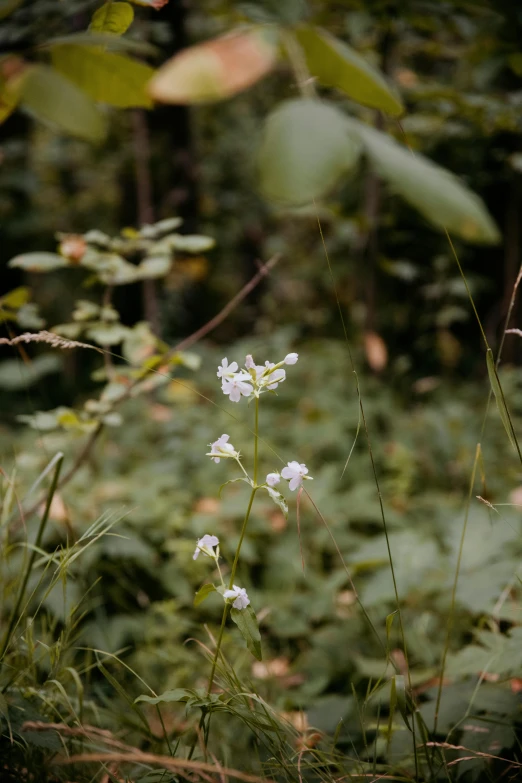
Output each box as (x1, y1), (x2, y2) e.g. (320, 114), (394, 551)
(174, 254), (280, 352)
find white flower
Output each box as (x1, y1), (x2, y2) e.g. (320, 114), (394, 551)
(281, 461), (312, 491)
(245, 354), (255, 369)
(223, 584), (250, 610)
(222, 373), (253, 403)
(266, 368), (286, 390)
(193, 534), (219, 560)
(266, 472), (281, 487)
(258, 361), (286, 390)
(207, 433), (237, 463)
(217, 357), (238, 380)
(284, 353), (298, 365)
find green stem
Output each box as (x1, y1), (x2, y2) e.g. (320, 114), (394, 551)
(206, 602), (229, 697)
(228, 488), (257, 590)
(253, 396), (259, 487)
(0, 452), (63, 664)
(193, 398), (260, 758)
(433, 445), (479, 735)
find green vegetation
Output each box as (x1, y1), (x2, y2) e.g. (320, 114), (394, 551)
(1, 1), (522, 781)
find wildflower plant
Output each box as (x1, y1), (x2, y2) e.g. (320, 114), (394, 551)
(194, 352), (312, 681)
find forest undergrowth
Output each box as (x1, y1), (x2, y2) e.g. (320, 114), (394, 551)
(0, 216), (521, 783)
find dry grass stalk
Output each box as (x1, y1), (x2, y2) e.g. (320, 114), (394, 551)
(0, 330), (102, 352)
(55, 751), (276, 783)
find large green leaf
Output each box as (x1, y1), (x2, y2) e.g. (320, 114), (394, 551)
(51, 45), (154, 109)
(90, 2), (134, 35)
(19, 65), (105, 142)
(258, 98), (361, 205)
(295, 26), (403, 117)
(349, 120), (500, 244)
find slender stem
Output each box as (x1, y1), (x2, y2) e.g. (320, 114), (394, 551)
(0, 453), (63, 663)
(202, 397), (260, 719)
(191, 488), (258, 760)
(282, 30), (316, 99)
(206, 604), (229, 697)
(228, 489), (256, 590)
(253, 396), (259, 487)
(433, 445), (480, 735)
(215, 559), (225, 588)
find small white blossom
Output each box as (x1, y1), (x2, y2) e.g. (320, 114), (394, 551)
(245, 354), (255, 369)
(222, 373), (253, 402)
(265, 366), (286, 390)
(217, 357), (238, 380)
(284, 353), (298, 365)
(266, 472), (281, 487)
(207, 433), (238, 463)
(193, 534), (219, 560)
(281, 461), (312, 491)
(223, 584), (250, 610)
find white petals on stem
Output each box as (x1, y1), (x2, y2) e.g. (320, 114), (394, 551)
(193, 534), (219, 560)
(207, 433), (238, 463)
(216, 352), (298, 403)
(223, 585), (250, 610)
(221, 373), (253, 402)
(217, 357), (238, 380)
(266, 472), (281, 487)
(281, 461), (312, 491)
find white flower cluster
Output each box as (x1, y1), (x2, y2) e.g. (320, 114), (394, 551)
(217, 353), (298, 403)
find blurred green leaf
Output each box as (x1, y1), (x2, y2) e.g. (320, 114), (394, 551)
(1, 287), (30, 309)
(73, 300), (101, 322)
(194, 583), (216, 606)
(0, 355), (62, 391)
(86, 322), (130, 346)
(349, 120), (500, 244)
(170, 234), (215, 253)
(8, 252), (68, 272)
(230, 605), (262, 660)
(42, 32), (157, 56)
(137, 255), (172, 278)
(295, 26), (403, 116)
(135, 688), (193, 705)
(0, 0), (22, 21)
(51, 45), (154, 109)
(258, 98), (361, 205)
(19, 65), (105, 142)
(0, 70), (21, 123)
(90, 2), (134, 35)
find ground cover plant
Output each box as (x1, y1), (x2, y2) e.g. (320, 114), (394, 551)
(1, 233), (522, 781)
(2, 0), (522, 781)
